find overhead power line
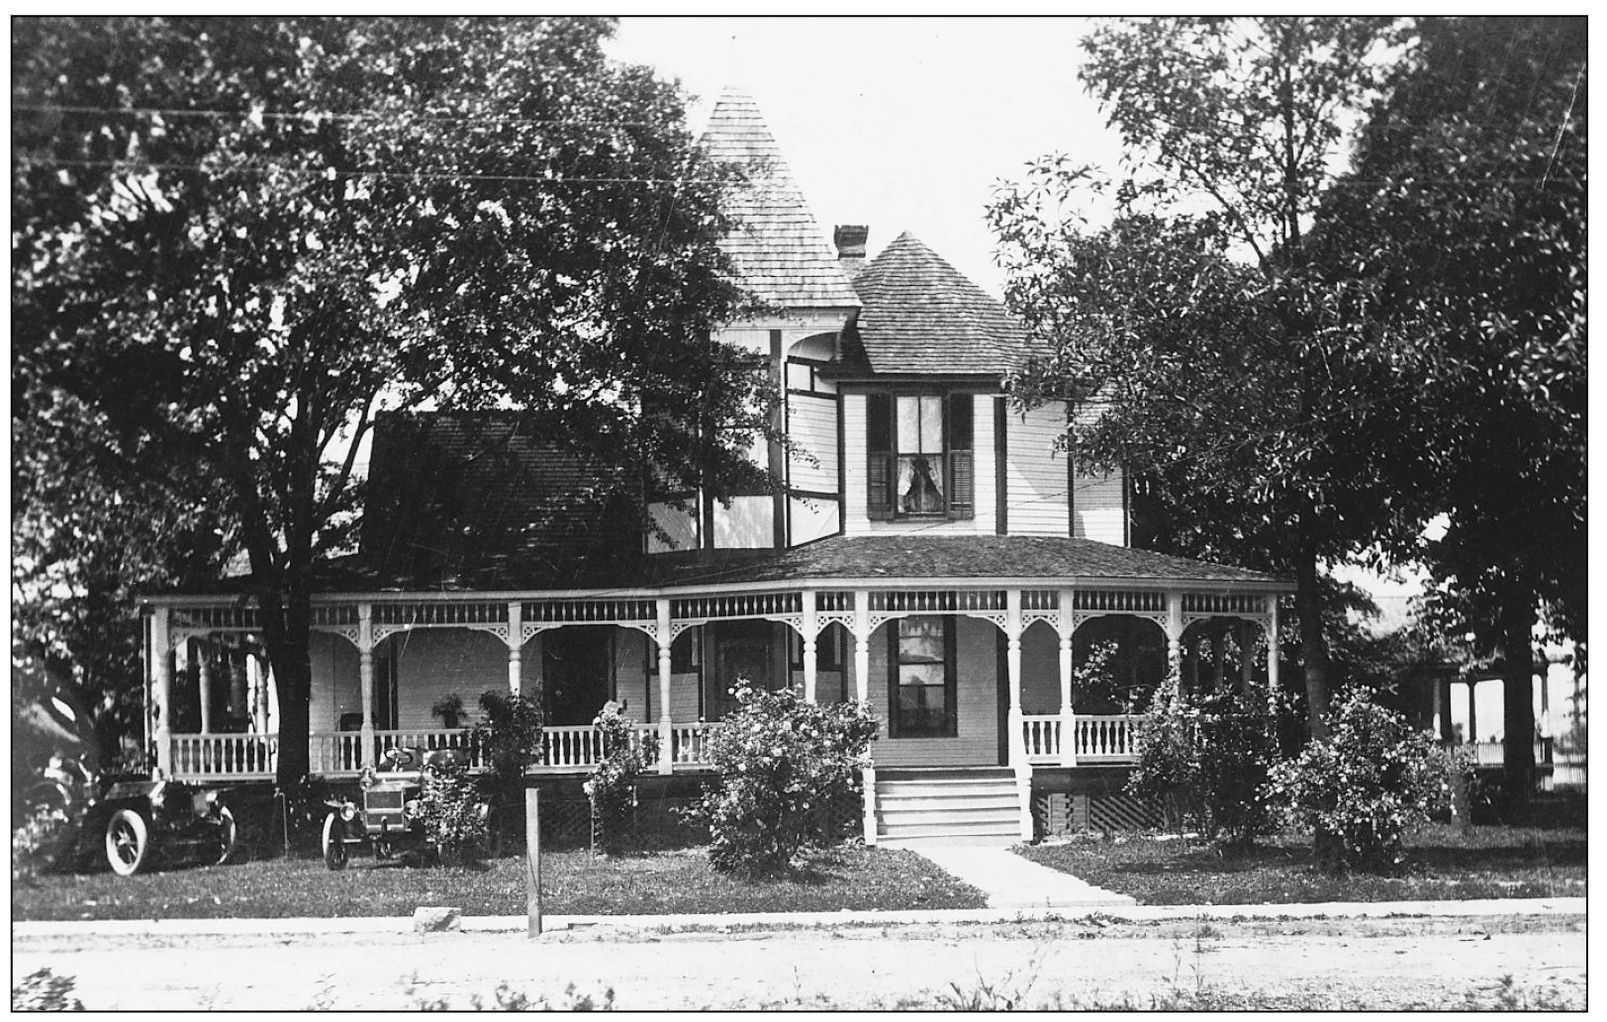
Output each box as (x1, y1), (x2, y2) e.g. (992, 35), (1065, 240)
(14, 155), (715, 187)
(12, 103), (666, 130)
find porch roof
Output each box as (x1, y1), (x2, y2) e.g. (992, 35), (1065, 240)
(148, 535), (1291, 602)
(650, 536), (1291, 590)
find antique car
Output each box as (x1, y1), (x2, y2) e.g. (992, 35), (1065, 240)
(18, 692), (237, 877)
(90, 779), (238, 876)
(321, 746), (478, 869)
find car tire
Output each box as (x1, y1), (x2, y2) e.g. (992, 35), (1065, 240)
(322, 813), (348, 871)
(105, 808), (151, 877)
(214, 806), (238, 866)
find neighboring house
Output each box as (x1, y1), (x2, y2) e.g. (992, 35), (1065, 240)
(139, 87), (1293, 843)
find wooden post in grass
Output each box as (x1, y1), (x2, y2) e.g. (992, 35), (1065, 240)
(525, 787), (541, 937)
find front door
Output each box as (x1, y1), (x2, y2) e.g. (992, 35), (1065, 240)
(541, 626), (613, 726)
(704, 620), (779, 720)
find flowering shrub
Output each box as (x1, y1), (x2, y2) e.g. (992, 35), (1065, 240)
(696, 679), (879, 877)
(416, 757), (488, 864)
(1126, 673), (1282, 852)
(583, 703), (659, 855)
(471, 690), (543, 849)
(1267, 689), (1461, 874)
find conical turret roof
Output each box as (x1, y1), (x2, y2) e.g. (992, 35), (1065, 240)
(847, 231), (1029, 375)
(699, 86), (860, 309)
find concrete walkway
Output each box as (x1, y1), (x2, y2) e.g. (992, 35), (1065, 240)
(903, 843), (1136, 908)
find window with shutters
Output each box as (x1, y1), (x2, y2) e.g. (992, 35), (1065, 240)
(866, 393), (974, 520)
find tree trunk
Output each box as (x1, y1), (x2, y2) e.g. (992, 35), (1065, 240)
(257, 586), (315, 789)
(1499, 587), (1537, 821)
(1293, 524), (1331, 742)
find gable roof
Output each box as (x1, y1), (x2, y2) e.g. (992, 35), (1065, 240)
(358, 412), (645, 587)
(842, 231), (1031, 376)
(699, 85), (860, 310)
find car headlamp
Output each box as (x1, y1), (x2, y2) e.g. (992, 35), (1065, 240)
(340, 802), (358, 822)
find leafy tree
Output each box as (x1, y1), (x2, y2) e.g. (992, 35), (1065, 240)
(12, 388), (231, 771)
(13, 17), (763, 787)
(990, 16), (1405, 742)
(1315, 16), (1586, 813)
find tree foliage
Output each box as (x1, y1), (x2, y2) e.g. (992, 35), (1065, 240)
(1314, 16), (1586, 810)
(12, 17), (765, 785)
(990, 17), (1404, 741)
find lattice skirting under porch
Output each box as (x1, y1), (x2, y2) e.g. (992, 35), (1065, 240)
(1034, 790), (1162, 836)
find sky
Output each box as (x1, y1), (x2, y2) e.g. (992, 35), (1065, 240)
(606, 16), (1127, 297)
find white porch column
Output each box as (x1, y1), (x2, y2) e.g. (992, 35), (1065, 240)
(853, 589), (875, 845)
(1165, 591), (1185, 684)
(1265, 595), (1281, 699)
(152, 607), (173, 777)
(801, 589), (818, 704)
(1006, 590), (1032, 839)
(195, 639), (213, 735)
(506, 601), (523, 696)
(358, 604), (376, 769)
(656, 598), (674, 775)
(852, 589), (871, 703)
(1239, 619), (1255, 694)
(1057, 589), (1076, 767)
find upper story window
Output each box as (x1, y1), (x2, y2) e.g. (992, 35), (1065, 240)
(866, 393), (974, 520)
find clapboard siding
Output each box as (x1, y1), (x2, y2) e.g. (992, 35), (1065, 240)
(787, 392), (839, 493)
(389, 629), (532, 731)
(614, 628), (699, 723)
(790, 495), (840, 544)
(1006, 402), (1071, 536)
(1073, 468), (1126, 545)
(973, 396), (998, 534)
(869, 616), (1001, 767)
(308, 631), (361, 732)
(842, 394), (871, 533)
(1020, 621), (1061, 714)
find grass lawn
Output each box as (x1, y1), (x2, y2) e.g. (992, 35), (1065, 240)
(12, 844), (985, 921)
(1018, 823), (1586, 905)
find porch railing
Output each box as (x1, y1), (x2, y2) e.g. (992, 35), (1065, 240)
(1020, 714), (1143, 765)
(171, 732), (280, 779)
(1071, 714), (1141, 762)
(1021, 715), (1062, 763)
(536, 722), (719, 771)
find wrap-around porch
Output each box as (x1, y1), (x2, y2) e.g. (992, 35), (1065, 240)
(145, 581), (1286, 802)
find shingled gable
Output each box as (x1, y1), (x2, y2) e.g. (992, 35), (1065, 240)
(840, 230), (1031, 376)
(698, 85), (860, 309)
(356, 412), (645, 587)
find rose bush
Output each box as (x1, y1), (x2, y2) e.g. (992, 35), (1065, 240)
(583, 703), (658, 855)
(1268, 689), (1464, 874)
(1126, 672), (1283, 852)
(695, 679), (878, 877)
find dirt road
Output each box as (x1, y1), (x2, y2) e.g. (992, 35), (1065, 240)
(13, 914), (1585, 1009)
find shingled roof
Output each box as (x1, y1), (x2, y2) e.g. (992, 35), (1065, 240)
(650, 535), (1291, 589)
(699, 85), (860, 309)
(842, 231), (1031, 376)
(356, 412), (647, 587)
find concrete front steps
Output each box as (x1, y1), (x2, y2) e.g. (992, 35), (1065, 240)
(873, 767), (1024, 847)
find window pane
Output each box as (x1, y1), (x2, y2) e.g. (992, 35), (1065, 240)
(897, 454), (945, 514)
(898, 630), (944, 664)
(898, 662), (945, 687)
(896, 395), (921, 453)
(919, 395), (942, 452)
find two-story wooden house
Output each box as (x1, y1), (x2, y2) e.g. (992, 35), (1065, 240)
(140, 86), (1292, 844)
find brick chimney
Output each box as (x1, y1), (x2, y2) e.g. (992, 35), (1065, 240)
(834, 225), (868, 280)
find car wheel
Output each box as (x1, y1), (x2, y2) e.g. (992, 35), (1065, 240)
(322, 813), (348, 871)
(214, 806), (238, 866)
(105, 808), (151, 877)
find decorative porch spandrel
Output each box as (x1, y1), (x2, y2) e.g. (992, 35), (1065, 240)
(146, 581), (1284, 785)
